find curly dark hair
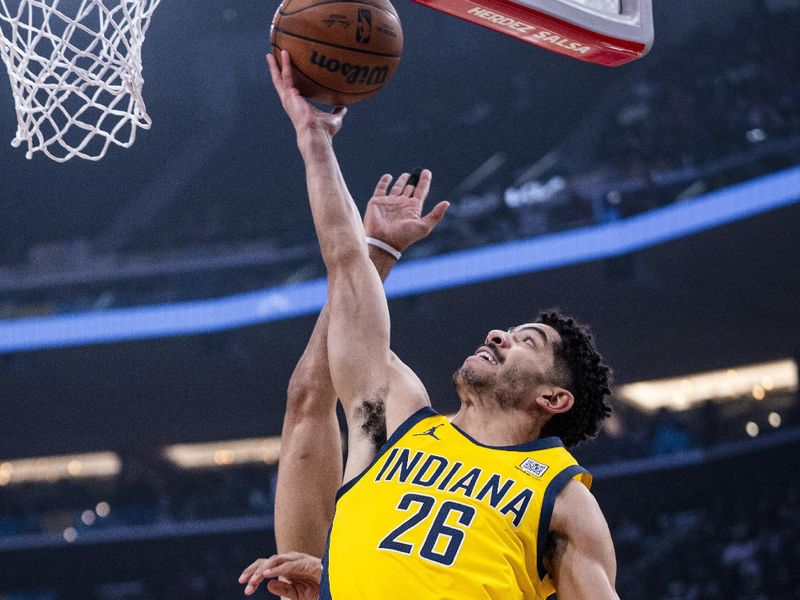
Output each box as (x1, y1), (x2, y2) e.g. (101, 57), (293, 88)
(536, 310), (613, 448)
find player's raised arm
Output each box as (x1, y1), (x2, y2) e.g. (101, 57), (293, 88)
(242, 177), (447, 595)
(274, 172), (447, 559)
(267, 51), (447, 440)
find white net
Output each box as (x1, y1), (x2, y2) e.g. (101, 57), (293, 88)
(0, 0), (161, 162)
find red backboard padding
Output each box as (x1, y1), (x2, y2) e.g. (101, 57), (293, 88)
(412, 0), (652, 66)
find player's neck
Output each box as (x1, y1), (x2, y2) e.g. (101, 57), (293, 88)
(450, 402), (545, 447)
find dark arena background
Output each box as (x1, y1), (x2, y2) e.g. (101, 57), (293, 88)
(2, 0), (800, 598)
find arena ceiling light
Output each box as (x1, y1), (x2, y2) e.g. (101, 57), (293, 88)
(617, 359), (798, 412)
(0, 452), (120, 486)
(164, 437), (282, 469)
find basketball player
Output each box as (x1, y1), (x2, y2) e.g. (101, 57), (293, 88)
(239, 166), (448, 598)
(240, 167), (445, 598)
(243, 50), (619, 599)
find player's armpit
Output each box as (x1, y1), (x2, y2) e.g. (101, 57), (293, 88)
(340, 352), (430, 483)
(342, 350), (430, 444)
(547, 480), (619, 600)
(325, 251), (429, 420)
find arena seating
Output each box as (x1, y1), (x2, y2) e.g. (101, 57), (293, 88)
(2, 410), (797, 598)
(1, 3), (799, 319)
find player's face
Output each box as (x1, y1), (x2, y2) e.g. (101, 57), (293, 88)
(454, 323), (562, 406)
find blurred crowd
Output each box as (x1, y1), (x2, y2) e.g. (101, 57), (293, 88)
(1, 391), (795, 535)
(614, 480), (800, 600)
(2, 419), (798, 599)
(596, 7), (800, 177)
(7, 480), (799, 600)
(0, 459), (274, 539)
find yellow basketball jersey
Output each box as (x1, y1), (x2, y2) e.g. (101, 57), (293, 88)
(321, 407), (591, 599)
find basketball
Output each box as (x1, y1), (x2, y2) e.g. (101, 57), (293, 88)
(270, 0), (403, 105)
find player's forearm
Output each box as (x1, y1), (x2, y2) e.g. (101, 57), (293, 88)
(288, 249), (396, 403)
(368, 245), (397, 280)
(287, 304), (336, 404)
(298, 132), (366, 270)
(296, 131), (392, 408)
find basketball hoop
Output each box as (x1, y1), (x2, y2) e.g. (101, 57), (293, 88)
(0, 0), (162, 162)
(412, 0), (653, 66)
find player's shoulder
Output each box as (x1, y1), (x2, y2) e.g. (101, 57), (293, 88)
(550, 476), (607, 540)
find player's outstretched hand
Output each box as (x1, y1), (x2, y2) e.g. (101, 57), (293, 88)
(267, 49), (346, 140)
(364, 169), (449, 253)
(239, 551), (322, 599)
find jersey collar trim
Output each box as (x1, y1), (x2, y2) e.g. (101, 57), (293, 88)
(449, 423), (564, 452)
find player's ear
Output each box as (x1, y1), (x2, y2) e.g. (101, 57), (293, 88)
(536, 388), (573, 415)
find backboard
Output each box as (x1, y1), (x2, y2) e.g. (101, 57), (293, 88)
(412, 0), (654, 65)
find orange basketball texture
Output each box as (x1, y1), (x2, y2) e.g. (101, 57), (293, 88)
(271, 0), (403, 105)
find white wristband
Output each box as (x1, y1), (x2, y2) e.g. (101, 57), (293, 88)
(366, 237), (402, 260)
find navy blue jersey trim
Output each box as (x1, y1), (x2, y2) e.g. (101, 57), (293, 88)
(546, 594), (558, 600)
(451, 424), (564, 452)
(319, 529), (333, 600)
(335, 406), (437, 502)
(536, 464), (590, 580)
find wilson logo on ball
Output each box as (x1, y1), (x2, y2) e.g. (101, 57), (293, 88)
(356, 9), (372, 43)
(270, 0), (403, 104)
(309, 50), (389, 85)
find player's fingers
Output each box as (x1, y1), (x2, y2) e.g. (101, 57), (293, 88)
(266, 54), (283, 92)
(249, 568), (267, 584)
(256, 553), (294, 573)
(262, 551), (312, 570)
(373, 173), (393, 197)
(412, 169), (432, 201)
(403, 167), (427, 197)
(267, 56), (294, 110)
(243, 580), (259, 596)
(239, 558), (265, 583)
(267, 580), (297, 599)
(421, 200), (450, 231)
(329, 106), (347, 131)
(281, 50), (295, 87)
(260, 560), (304, 579)
(244, 572), (266, 595)
(390, 172), (410, 195)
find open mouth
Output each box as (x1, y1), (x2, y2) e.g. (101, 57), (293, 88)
(474, 347), (498, 365)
